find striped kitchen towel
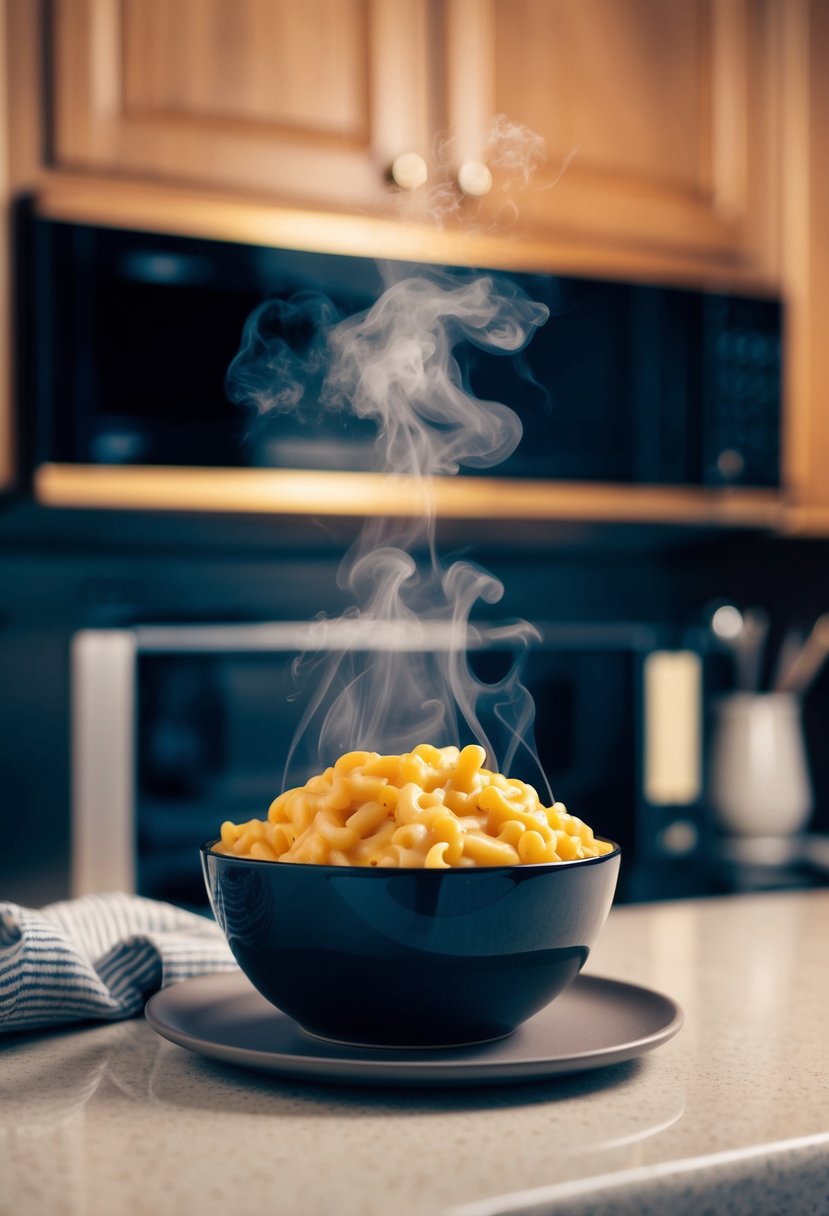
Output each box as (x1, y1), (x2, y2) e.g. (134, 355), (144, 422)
(0, 892), (237, 1034)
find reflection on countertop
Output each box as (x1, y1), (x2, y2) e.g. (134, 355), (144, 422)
(709, 830), (829, 892)
(1, 890), (828, 1216)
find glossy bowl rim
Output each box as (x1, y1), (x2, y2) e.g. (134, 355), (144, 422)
(200, 837), (621, 876)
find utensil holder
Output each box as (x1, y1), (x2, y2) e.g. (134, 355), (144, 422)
(708, 693), (812, 837)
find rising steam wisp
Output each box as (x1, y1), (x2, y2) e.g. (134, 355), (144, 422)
(227, 269), (551, 792)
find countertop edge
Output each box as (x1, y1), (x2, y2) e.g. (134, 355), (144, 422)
(450, 1133), (829, 1216)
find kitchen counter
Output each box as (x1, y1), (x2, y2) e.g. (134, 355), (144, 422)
(1, 889), (828, 1216)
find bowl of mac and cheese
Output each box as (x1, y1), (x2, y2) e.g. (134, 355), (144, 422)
(202, 743), (620, 1048)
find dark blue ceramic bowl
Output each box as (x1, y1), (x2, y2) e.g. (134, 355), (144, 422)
(201, 842), (621, 1048)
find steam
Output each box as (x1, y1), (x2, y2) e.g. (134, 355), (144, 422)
(396, 114), (552, 227)
(228, 105), (561, 793)
(228, 267), (552, 792)
(391, 114), (573, 229)
(485, 115), (547, 188)
(323, 273), (544, 475)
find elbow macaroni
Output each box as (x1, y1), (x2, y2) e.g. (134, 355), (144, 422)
(214, 743), (614, 869)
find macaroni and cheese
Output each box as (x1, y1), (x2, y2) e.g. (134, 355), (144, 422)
(215, 743), (613, 868)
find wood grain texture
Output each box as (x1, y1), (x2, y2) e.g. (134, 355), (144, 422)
(49, 0), (783, 274)
(445, 0), (781, 273)
(0, 1), (9, 492)
(1, 0), (46, 491)
(779, 0), (829, 518)
(121, 0), (369, 138)
(52, 0), (434, 207)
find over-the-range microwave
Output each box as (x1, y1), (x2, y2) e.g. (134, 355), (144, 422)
(27, 219), (783, 489)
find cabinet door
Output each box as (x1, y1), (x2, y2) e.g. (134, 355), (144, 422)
(444, 0), (780, 274)
(781, 0), (829, 526)
(0, 7), (9, 494)
(52, 0), (434, 209)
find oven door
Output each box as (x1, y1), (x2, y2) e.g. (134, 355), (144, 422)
(71, 621), (699, 908)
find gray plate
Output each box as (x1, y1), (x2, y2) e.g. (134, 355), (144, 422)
(145, 971), (683, 1087)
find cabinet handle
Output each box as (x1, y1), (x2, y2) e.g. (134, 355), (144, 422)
(457, 160), (493, 197)
(390, 152), (428, 190)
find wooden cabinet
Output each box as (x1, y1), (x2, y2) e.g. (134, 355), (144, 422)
(52, 0), (435, 210)
(51, 0), (782, 278)
(1, 0), (43, 494)
(0, 6), (10, 494)
(443, 0), (781, 278)
(779, 0), (829, 531)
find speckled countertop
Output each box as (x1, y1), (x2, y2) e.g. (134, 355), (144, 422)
(1, 889), (828, 1216)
